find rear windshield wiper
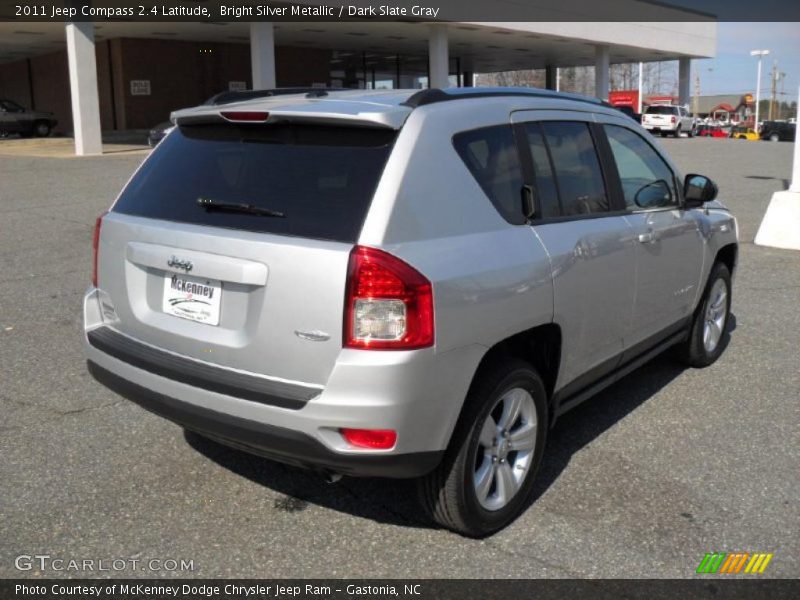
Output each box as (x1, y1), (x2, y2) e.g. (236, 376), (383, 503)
(197, 197), (285, 218)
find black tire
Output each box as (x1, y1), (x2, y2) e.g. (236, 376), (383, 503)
(675, 262), (732, 368)
(673, 125), (682, 138)
(418, 359), (548, 537)
(33, 121), (51, 137)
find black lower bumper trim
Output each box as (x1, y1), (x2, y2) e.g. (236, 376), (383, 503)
(88, 361), (443, 479)
(87, 326), (317, 410)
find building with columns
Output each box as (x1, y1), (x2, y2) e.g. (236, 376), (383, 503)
(0, 15), (715, 155)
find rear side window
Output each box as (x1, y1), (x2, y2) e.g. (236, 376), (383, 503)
(645, 106), (677, 115)
(453, 125), (525, 224)
(112, 124), (397, 243)
(540, 122), (609, 216)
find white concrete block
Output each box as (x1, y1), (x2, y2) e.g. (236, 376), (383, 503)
(755, 191), (800, 251)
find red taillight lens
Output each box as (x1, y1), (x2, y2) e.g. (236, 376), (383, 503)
(344, 246), (434, 350)
(671, 116), (677, 124)
(341, 428), (397, 450)
(91, 212), (106, 287)
(220, 111), (269, 122)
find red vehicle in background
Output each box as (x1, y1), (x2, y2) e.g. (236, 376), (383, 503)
(696, 125), (729, 138)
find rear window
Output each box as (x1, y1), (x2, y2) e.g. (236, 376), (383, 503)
(645, 106), (677, 115)
(113, 123), (396, 243)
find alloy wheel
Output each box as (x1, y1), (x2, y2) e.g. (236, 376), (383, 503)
(703, 278), (728, 353)
(472, 387), (537, 511)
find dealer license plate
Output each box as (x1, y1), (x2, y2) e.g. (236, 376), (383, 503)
(162, 273), (222, 326)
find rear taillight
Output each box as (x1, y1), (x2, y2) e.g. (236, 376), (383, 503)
(671, 116), (677, 124)
(341, 428), (397, 450)
(344, 246), (434, 350)
(91, 212), (106, 287)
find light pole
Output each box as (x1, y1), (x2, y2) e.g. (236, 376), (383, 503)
(750, 49), (770, 130)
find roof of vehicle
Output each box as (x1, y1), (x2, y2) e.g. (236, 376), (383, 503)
(171, 87), (618, 130)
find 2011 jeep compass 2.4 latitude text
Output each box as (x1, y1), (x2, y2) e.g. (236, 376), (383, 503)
(84, 87), (738, 537)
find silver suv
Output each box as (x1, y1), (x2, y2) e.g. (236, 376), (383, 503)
(84, 88), (738, 537)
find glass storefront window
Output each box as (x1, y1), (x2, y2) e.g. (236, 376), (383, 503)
(329, 51), (459, 89)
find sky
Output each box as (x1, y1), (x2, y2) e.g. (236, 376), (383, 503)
(695, 22), (800, 101)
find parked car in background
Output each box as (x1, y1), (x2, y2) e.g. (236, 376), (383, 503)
(729, 126), (759, 141)
(642, 104), (695, 137)
(0, 99), (57, 138)
(614, 105), (641, 123)
(147, 121), (174, 147)
(85, 87), (738, 537)
(759, 120), (796, 142)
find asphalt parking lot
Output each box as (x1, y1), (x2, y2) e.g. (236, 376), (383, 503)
(1, 136), (798, 579)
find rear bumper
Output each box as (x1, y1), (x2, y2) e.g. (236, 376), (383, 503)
(88, 360), (442, 478)
(643, 124), (677, 132)
(83, 286), (483, 478)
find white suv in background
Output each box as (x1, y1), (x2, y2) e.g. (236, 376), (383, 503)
(642, 105), (695, 137)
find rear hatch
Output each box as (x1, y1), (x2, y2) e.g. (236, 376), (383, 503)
(96, 119), (397, 386)
(643, 106), (676, 127)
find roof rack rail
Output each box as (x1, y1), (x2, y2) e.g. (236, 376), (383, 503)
(204, 87), (347, 106)
(402, 87), (610, 109)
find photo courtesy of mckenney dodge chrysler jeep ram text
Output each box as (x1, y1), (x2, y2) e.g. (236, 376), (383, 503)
(84, 87), (738, 537)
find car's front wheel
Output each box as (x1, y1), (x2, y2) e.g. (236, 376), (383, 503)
(675, 262), (732, 367)
(418, 359), (547, 537)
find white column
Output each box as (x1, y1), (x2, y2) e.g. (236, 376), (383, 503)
(637, 62), (644, 113)
(556, 67), (561, 92)
(428, 25), (449, 89)
(250, 22), (276, 89)
(678, 57), (691, 107)
(790, 87), (800, 192)
(65, 21), (102, 156)
(594, 45), (610, 101)
(754, 86), (800, 250)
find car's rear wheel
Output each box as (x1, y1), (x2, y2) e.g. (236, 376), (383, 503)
(33, 121), (51, 137)
(418, 359), (547, 537)
(675, 262), (731, 368)
(673, 125), (682, 138)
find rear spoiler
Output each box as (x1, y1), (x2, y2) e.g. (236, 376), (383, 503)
(171, 105), (409, 130)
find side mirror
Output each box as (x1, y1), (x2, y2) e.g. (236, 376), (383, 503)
(683, 174), (718, 208)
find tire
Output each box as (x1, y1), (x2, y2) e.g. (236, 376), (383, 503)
(33, 121), (51, 137)
(418, 359), (548, 537)
(675, 262), (732, 368)
(769, 133), (780, 142)
(673, 125), (682, 138)
(687, 126), (695, 138)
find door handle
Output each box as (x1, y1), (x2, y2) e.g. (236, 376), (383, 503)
(638, 231), (657, 244)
